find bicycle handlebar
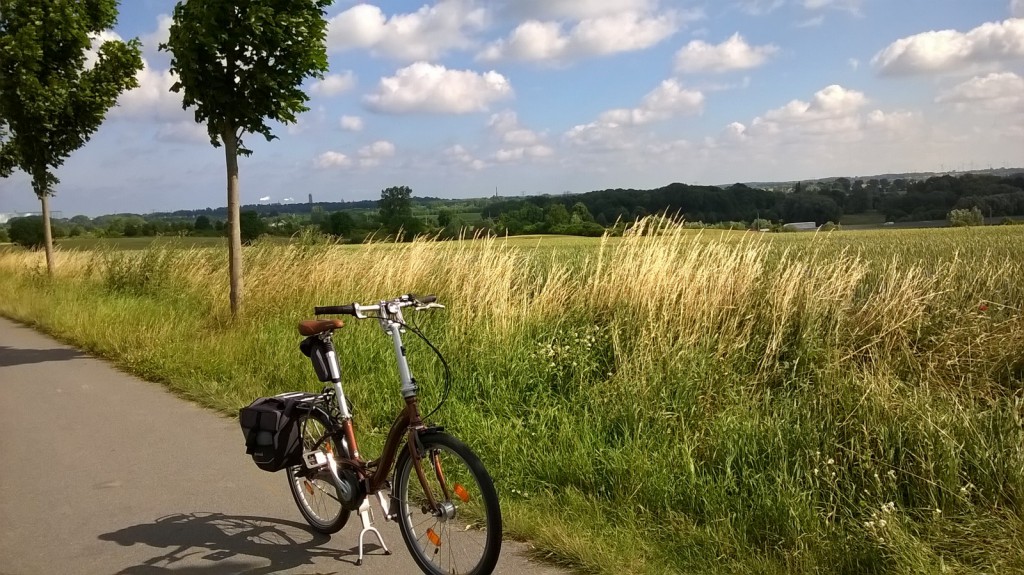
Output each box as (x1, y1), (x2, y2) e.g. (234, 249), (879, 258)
(315, 294), (439, 317)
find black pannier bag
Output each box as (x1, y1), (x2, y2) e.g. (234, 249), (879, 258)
(238, 392), (318, 472)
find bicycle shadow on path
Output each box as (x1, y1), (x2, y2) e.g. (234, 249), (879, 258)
(0, 345), (87, 367)
(98, 512), (383, 574)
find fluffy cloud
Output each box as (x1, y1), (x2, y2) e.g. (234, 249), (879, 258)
(327, 0), (486, 61)
(488, 110), (543, 145)
(494, 145), (555, 163)
(113, 61), (185, 121)
(364, 62), (513, 114)
(598, 80), (704, 125)
(1012, 0), (1024, 17)
(761, 84), (867, 122)
(339, 115), (364, 131)
(357, 140), (396, 167)
(674, 33), (779, 73)
(443, 145), (487, 170)
(311, 72), (357, 97)
(478, 11), (678, 63)
(937, 72), (1024, 112)
(315, 151), (352, 169)
(873, 18), (1024, 75)
(565, 80), (704, 153)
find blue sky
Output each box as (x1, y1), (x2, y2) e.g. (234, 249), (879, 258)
(2, 0), (1023, 217)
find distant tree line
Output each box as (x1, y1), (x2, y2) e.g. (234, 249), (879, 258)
(5, 173), (1024, 248)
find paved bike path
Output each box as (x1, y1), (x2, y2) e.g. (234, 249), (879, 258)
(0, 318), (567, 575)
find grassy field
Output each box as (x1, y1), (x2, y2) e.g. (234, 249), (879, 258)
(1, 222), (1023, 574)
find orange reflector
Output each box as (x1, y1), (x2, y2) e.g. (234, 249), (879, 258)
(304, 481), (314, 496)
(454, 484), (470, 502)
(426, 528), (441, 547)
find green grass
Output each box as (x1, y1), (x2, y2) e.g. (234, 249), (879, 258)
(1, 221), (1023, 574)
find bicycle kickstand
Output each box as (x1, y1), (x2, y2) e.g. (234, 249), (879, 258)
(355, 496), (390, 566)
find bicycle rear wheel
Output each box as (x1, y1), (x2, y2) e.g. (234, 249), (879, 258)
(393, 432), (502, 575)
(286, 410), (350, 534)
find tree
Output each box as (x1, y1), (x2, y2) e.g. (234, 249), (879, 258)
(947, 207), (983, 227)
(379, 185), (413, 232)
(162, 0), (333, 317)
(0, 0), (143, 274)
(7, 216), (46, 249)
(194, 215), (212, 231)
(322, 211), (354, 237)
(239, 211), (266, 244)
(436, 208), (453, 228)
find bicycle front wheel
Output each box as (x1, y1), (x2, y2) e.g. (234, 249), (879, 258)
(393, 432), (502, 575)
(286, 410), (350, 534)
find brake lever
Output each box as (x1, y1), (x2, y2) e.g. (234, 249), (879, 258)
(414, 302), (446, 311)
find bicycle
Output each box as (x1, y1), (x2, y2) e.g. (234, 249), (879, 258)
(285, 293), (502, 575)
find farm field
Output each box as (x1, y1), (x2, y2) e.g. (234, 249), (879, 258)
(1, 222), (1023, 575)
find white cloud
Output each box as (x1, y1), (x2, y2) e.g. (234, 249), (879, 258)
(259, 196), (271, 202)
(327, 0), (486, 61)
(598, 80), (704, 125)
(762, 84), (867, 122)
(340, 115), (364, 131)
(364, 62), (513, 114)
(357, 140), (396, 167)
(315, 151), (352, 169)
(937, 72), (1024, 112)
(494, 145), (555, 162)
(478, 10), (680, 63)
(488, 110), (543, 145)
(311, 72), (357, 97)
(849, 58), (860, 70)
(674, 33), (779, 73)
(141, 14), (172, 55)
(113, 61), (185, 121)
(443, 145), (487, 170)
(1014, 0), (1024, 17)
(873, 18), (1024, 75)
(564, 80), (704, 154)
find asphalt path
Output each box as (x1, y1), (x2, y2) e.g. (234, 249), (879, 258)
(0, 318), (566, 575)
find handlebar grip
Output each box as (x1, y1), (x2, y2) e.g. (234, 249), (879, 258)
(314, 304), (356, 315)
(418, 294), (437, 304)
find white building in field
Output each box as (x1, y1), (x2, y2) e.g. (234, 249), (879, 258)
(782, 221), (819, 231)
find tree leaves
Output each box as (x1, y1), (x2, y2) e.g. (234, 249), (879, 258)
(161, 0), (333, 156)
(0, 0), (143, 197)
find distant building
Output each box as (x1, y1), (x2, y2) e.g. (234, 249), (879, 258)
(782, 222), (818, 231)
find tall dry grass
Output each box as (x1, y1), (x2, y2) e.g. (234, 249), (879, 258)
(1, 221), (1022, 574)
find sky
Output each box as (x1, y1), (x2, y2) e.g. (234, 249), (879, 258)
(2, 0), (1023, 217)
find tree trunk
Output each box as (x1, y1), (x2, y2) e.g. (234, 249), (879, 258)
(223, 129), (243, 318)
(40, 194), (54, 276)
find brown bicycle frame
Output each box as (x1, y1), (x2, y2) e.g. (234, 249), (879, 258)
(331, 395), (443, 511)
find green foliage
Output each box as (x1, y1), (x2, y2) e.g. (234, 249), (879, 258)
(0, 0), (143, 197)
(947, 207), (984, 227)
(194, 215), (212, 231)
(751, 218), (773, 230)
(321, 211), (355, 237)
(782, 193), (843, 225)
(0, 226), (9, 243)
(239, 211), (266, 244)
(7, 216), (45, 249)
(379, 186), (413, 230)
(161, 0), (333, 153)
(436, 208), (453, 228)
